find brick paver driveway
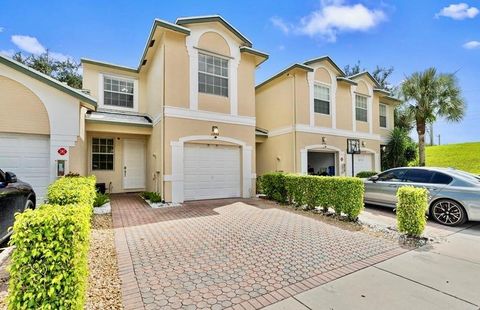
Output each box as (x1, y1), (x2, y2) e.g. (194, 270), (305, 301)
(112, 195), (407, 310)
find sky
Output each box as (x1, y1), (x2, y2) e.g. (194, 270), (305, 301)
(0, 0), (479, 144)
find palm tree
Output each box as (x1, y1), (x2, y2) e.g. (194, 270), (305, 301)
(401, 68), (465, 166)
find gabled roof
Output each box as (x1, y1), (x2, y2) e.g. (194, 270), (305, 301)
(0, 55), (97, 108)
(176, 15), (252, 47)
(348, 71), (381, 88)
(239, 46), (269, 66)
(303, 56), (345, 77)
(81, 58), (138, 73)
(256, 63), (314, 90)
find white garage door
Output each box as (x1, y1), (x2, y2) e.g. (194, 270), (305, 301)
(184, 143), (241, 201)
(354, 153), (374, 173)
(0, 133), (50, 201)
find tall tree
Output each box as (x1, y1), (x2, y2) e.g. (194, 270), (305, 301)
(343, 61), (363, 76)
(401, 68), (465, 166)
(12, 51), (82, 89)
(384, 128), (417, 169)
(372, 65), (394, 91)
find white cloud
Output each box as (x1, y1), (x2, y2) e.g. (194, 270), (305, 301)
(11, 35), (46, 54)
(0, 49), (15, 57)
(436, 3), (479, 20)
(0, 27), (4, 33)
(463, 40), (480, 49)
(270, 17), (291, 34)
(271, 1), (387, 42)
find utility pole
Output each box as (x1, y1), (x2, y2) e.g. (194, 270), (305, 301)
(437, 134), (441, 146)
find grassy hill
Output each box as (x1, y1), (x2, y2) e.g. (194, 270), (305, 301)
(426, 142), (480, 174)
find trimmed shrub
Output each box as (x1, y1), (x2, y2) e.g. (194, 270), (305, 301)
(262, 173), (365, 221)
(356, 171), (378, 178)
(396, 186), (428, 237)
(47, 175), (96, 207)
(94, 191), (110, 208)
(8, 176), (95, 309)
(260, 172), (288, 203)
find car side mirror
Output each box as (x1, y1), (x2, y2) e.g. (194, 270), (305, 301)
(5, 172), (17, 184)
(368, 175), (379, 182)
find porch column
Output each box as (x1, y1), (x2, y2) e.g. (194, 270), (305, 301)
(300, 149), (308, 175)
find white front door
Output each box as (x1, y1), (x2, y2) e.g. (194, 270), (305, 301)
(184, 143), (241, 201)
(354, 153), (374, 174)
(0, 133), (50, 201)
(123, 139), (146, 190)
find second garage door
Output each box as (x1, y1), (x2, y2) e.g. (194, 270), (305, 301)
(184, 143), (241, 201)
(0, 133), (50, 201)
(354, 153), (374, 173)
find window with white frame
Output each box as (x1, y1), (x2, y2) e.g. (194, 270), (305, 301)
(92, 138), (114, 170)
(198, 52), (228, 97)
(103, 76), (134, 108)
(355, 94), (368, 122)
(314, 84), (330, 115)
(379, 104), (387, 128)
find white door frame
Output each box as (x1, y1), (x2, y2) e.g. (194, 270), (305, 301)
(300, 144), (345, 176)
(168, 135), (253, 203)
(122, 139), (146, 190)
(346, 147), (380, 176)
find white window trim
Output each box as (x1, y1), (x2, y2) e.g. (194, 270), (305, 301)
(308, 66), (337, 128)
(379, 103), (388, 128)
(313, 82), (331, 115)
(91, 136), (115, 171)
(198, 51), (229, 98)
(98, 73), (139, 112)
(355, 94), (368, 122)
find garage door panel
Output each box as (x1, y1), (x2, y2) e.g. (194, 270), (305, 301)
(0, 133), (50, 201)
(184, 144), (241, 201)
(354, 153), (374, 173)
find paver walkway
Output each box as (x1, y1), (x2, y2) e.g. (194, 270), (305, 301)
(112, 194), (408, 310)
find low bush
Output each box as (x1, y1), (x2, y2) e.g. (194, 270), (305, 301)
(261, 172), (365, 221)
(8, 176), (96, 309)
(260, 172), (287, 203)
(396, 186), (428, 237)
(141, 191), (162, 203)
(94, 191), (110, 208)
(47, 175), (96, 207)
(356, 171), (378, 178)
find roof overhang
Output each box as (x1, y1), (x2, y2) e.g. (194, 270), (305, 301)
(176, 15), (252, 47)
(256, 63), (314, 90)
(240, 46), (269, 67)
(336, 76), (358, 86)
(81, 58), (138, 74)
(85, 111), (153, 127)
(348, 71), (381, 88)
(304, 56), (346, 77)
(0, 55), (97, 108)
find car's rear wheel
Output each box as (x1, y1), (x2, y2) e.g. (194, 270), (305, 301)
(430, 199), (467, 226)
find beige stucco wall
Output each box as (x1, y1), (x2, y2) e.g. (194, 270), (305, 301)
(146, 123), (163, 194)
(198, 93), (230, 113)
(237, 54), (256, 117)
(69, 135), (88, 175)
(198, 31), (231, 56)
(164, 31), (189, 108)
(335, 83), (353, 131)
(0, 76), (50, 135)
(256, 76), (293, 130)
(256, 133), (294, 175)
(142, 33), (165, 119)
(295, 72), (310, 125)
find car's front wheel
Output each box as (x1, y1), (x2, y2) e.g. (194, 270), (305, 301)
(25, 199), (35, 210)
(430, 199), (467, 226)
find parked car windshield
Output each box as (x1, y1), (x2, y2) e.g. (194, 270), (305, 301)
(377, 169), (407, 182)
(451, 170), (480, 183)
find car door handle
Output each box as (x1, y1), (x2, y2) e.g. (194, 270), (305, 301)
(426, 187), (438, 191)
(388, 184), (398, 188)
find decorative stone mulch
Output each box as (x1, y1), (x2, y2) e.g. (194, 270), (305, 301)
(86, 214), (122, 310)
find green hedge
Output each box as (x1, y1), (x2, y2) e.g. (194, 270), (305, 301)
(47, 175), (96, 207)
(261, 173), (365, 221)
(260, 172), (288, 203)
(8, 176), (95, 309)
(396, 186), (428, 237)
(356, 171), (379, 178)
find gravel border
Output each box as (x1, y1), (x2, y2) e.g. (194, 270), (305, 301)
(86, 214), (122, 310)
(93, 202), (111, 214)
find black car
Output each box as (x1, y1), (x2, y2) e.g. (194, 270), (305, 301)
(0, 169), (36, 243)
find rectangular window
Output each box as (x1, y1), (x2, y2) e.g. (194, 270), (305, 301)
(198, 53), (228, 97)
(92, 138), (114, 171)
(379, 104), (387, 128)
(355, 94), (368, 122)
(314, 84), (330, 115)
(103, 76), (134, 108)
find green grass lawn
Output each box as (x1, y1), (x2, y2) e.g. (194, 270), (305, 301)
(426, 142), (480, 174)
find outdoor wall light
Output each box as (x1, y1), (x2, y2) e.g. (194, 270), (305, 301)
(211, 126), (219, 139)
(361, 141), (366, 147)
(322, 136), (327, 144)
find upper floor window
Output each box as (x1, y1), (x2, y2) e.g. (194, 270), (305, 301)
(314, 84), (330, 115)
(198, 53), (229, 97)
(103, 76), (134, 108)
(379, 104), (387, 128)
(355, 94), (368, 122)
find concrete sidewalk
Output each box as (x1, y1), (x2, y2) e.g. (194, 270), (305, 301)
(265, 223), (480, 310)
